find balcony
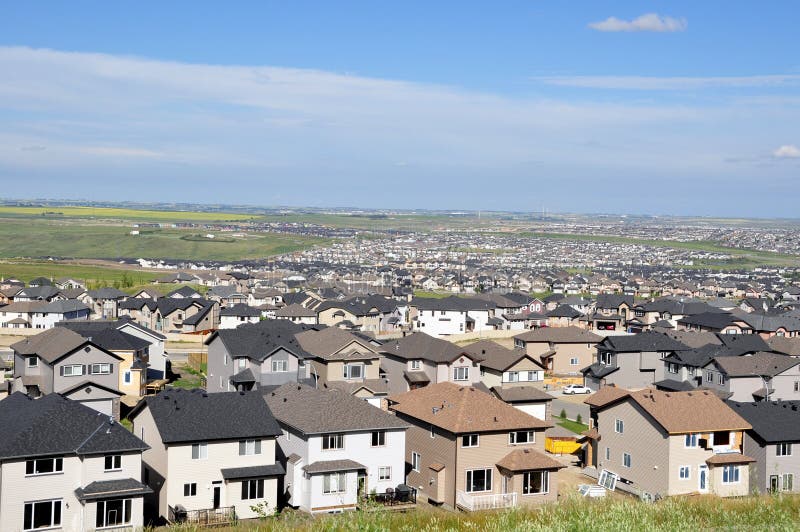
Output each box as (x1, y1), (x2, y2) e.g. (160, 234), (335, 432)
(168, 505), (235, 526)
(456, 491), (517, 511)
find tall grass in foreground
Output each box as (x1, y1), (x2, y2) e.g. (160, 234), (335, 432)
(158, 494), (800, 532)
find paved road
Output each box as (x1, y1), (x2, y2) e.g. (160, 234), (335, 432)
(552, 397), (591, 423)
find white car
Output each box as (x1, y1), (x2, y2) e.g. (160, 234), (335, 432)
(563, 384), (592, 395)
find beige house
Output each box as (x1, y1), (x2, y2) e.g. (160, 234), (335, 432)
(130, 389), (284, 524)
(389, 383), (563, 511)
(584, 387), (754, 498)
(514, 327), (602, 376)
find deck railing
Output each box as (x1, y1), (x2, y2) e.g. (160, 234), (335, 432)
(168, 505), (235, 526)
(456, 491), (517, 511)
(364, 487), (417, 507)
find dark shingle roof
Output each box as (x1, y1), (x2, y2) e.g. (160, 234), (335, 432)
(727, 400), (800, 443)
(464, 340), (543, 372)
(0, 393), (148, 460)
(206, 319), (314, 361)
(58, 322), (151, 352)
(220, 464), (285, 479)
(382, 332), (477, 363)
(75, 478), (152, 501)
(600, 331), (688, 353)
(514, 326), (602, 344)
(220, 303), (261, 318)
(411, 296), (495, 312)
(303, 459), (365, 474)
(134, 389), (281, 443)
(712, 352), (800, 378)
(491, 386), (553, 403)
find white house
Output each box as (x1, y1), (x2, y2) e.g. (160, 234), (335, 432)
(411, 296), (496, 337)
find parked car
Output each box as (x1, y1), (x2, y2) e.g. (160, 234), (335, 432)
(563, 384), (592, 395)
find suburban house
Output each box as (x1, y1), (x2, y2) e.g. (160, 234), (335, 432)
(274, 304), (318, 325)
(130, 389), (284, 524)
(316, 295), (400, 333)
(582, 332), (690, 391)
(81, 287), (128, 319)
(0, 301), (48, 328)
(590, 294), (634, 331)
(545, 305), (585, 328)
(0, 393), (151, 532)
(10, 327), (124, 417)
(700, 352), (800, 402)
(388, 383), (563, 511)
(728, 400), (800, 493)
(380, 332), (484, 394)
(30, 300), (91, 329)
(583, 388), (753, 498)
(205, 320), (315, 392)
(294, 326), (388, 404)
(118, 298), (219, 333)
(514, 327), (603, 376)
(264, 383), (409, 513)
(411, 296), (497, 337)
(219, 304), (262, 329)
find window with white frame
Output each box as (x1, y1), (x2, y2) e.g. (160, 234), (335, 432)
(605, 447), (610, 460)
(104, 455), (122, 471)
(722, 465), (740, 484)
(237, 358), (247, 370)
(509, 430), (535, 444)
(183, 483), (197, 496)
(685, 433), (698, 448)
(777, 443), (793, 456)
(506, 371), (519, 382)
(271, 359), (288, 372)
(343, 363), (363, 380)
(323, 472), (347, 494)
(371, 430), (386, 447)
(466, 468), (492, 492)
(569, 357), (579, 366)
(411, 452), (421, 472)
(25, 457), (63, 476)
(783, 473), (794, 491)
(379, 466), (391, 481)
(679, 466), (691, 479)
(522, 471), (549, 495)
(239, 439), (262, 456)
(322, 433), (344, 450)
(90, 363), (112, 375)
(706, 371), (713, 383)
(599, 351), (612, 365)
(95, 499), (133, 529)
(24, 499), (62, 531)
(191, 443), (208, 459)
(410, 360), (422, 371)
(462, 434), (479, 448)
(718, 373), (725, 385)
(622, 452), (631, 468)
(527, 371), (539, 381)
(668, 363), (679, 374)
(795, 381), (800, 393)
(453, 366), (469, 381)
(241, 479), (265, 499)
(26, 356), (39, 368)
(615, 419), (624, 434)
(62, 364), (83, 377)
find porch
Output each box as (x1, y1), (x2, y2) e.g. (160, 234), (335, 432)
(362, 486), (417, 510)
(456, 491), (517, 511)
(168, 505), (235, 526)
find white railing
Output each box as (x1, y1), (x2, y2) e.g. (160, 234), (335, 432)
(456, 491), (517, 511)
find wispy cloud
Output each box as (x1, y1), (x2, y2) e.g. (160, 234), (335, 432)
(589, 13), (687, 33)
(774, 145), (800, 158)
(537, 75), (800, 90)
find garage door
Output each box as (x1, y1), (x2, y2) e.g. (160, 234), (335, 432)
(517, 403), (547, 420)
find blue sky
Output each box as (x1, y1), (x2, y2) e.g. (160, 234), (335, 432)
(0, 1), (798, 216)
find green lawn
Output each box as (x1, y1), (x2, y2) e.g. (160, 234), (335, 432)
(556, 416), (590, 434)
(0, 205), (260, 222)
(0, 261), (160, 284)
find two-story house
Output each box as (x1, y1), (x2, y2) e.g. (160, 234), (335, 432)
(514, 327), (603, 376)
(219, 304), (262, 329)
(0, 393), (151, 531)
(264, 383), (409, 513)
(388, 383), (562, 511)
(205, 320), (315, 393)
(700, 352), (800, 402)
(729, 400), (800, 493)
(411, 297), (497, 337)
(130, 389), (284, 523)
(583, 388), (753, 498)
(380, 332), (484, 394)
(316, 295), (400, 333)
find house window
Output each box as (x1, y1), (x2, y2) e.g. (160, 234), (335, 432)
(615, 419), (624, 434)
(453, 367), (469, 381)
(104, 455), (122, 471)
(522, 471), (549, 495)
(241, 479), (265, 500)
(509, 431), (535, 445)
(605, 447), (610, 460)
(411, 360), (422, 371)
(123, 371), (131, 384)
(466, 468), (492, 493)
(411, 452), (421, 472)
(271, 359), (288, 372)
(25, 457), (63, 476)
(722, 465), (740, 484)
(191, 443), (208, 460)
(570, 357), (579, 366)
(89, 363), (112, 375)
(462, 434), (479, 448)
(183, 483), (197, 496)
(237, 358), (247, 370)
(795, 381), (800, 393)
(684, 434), (698, 448)
(239, 439), (262, 456)
(718, 374), (725, 385)
(371, 431), (386, 447)
(527, 371), (538, 381)
(322, 433), (344, 450)
(23, 500), (62, 531)
(506, 371), (519, 382)
(668, 363), (679, 374)
(706, 371), (713, 383)
(783, 473), (794, 491)
(599, 351), (612, 365)
(379, 466), (392, 481)
(62, 364), (83, 377)
(343, 363), (364, 380)
(679, 466), (691, 480)
(26, 356), (38, 368)
(323, 472), (347, 494)
(777, 443), (793, 456)
(622, 452), (632, 468)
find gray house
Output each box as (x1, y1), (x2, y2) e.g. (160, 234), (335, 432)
(701, 352), (800, 402)
(729, 400), (800, 493)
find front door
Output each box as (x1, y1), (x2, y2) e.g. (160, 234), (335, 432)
(357, 473), (367, 497)
(770, 475), (779, 492)
(213, 486), (221, 509)
(698, 465), (708, 493)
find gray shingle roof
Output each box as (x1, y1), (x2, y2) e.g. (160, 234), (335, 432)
(220, 464), (285, 479)
(11, 327), (102, 364)
(220, 303), (261, 317)
(464, 340), (543, 372)
(303, 459), (365, 474)
(206, 319), (314, 362)
(134, 389), (282, 443)
(75, 478), (152, 501)
(727, 400), (800, 443)
(382, 332), (477, 363)
(600, 331), (688, 353)
(0, 393), (148, 460)
(514, 326), (602, 344)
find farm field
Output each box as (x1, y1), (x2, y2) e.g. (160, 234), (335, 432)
(0, 205), (261, 222)
(0, 261), (160, 285)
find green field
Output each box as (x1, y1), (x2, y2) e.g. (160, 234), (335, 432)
(0, 219), (329, 261)
(0, 206), (260, 222)
(0, 261), (160, 284)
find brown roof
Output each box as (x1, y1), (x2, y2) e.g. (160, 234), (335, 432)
(514, 326), (603, 344)
(768, 336), (800, 357)
(388, 382), (551, 434)
(584, 386), (629, 408)
(428, 462), (446, 472)
(580, 427), (600, 440)
(712, 352), (799, 378)
(705, 453), (756, 465)
(496, 448), (566, 472)
(464, 340), (544, 372)
(628, 389), (751, 434)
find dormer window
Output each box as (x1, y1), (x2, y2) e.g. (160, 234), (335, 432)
(410, 360), (422, 371)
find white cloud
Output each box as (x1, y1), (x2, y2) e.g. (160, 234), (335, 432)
(774, 145), (800, 158)
(589, 13), (687, 33)
(537, 75), (800, 91)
